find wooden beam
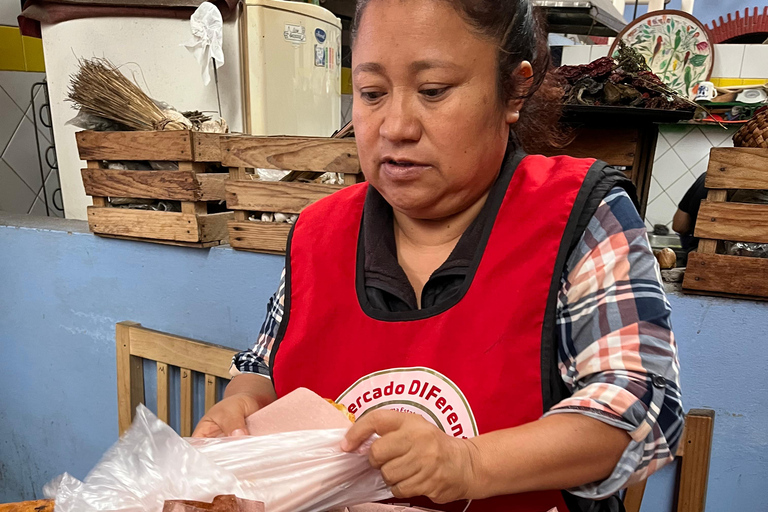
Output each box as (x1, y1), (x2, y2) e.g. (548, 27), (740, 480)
(226, 181), (342, 213)
(197, 172), (229, 201)
(706, 148), (768, 190)
(683, 252), (768, 298)
(116, 321), (144, 436)
(156, 362), (170, 424)
(623, 479), (647, 512)
(126, 325), (237, 379)
(180, 368), (193, 437)
(205, 374), (217, 414)
(191, 131), (223, 162)
(96, 233), (222, 249)
(87, 207), (201, 242)
(81, 168), (200, 201)
(677, 409), (715, 512)
(695, 201), (768, 244)
(696, 190), (728, 255)
(228, 221), (292, 254)
(77, 130), (194, 161)
(198, 212), (234, 242)
(541, 127), (638, 167)
(221, 136), (361, 174)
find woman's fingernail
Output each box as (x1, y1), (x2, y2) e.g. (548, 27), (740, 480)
(231, 429), (247, 437)
(340, 439), (350, 451)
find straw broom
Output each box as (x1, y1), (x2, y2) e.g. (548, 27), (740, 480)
(67, 58), (189, 131)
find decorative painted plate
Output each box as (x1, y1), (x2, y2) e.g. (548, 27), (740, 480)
(610, 10), (715, 99)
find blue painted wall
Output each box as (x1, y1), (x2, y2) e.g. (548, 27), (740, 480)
(1, 214), (767, 511)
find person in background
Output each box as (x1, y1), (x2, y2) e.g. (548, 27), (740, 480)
(673, 173), (708, 252)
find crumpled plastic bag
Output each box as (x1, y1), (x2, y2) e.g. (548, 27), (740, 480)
(46, 405), (391, 512)
(183, 2), (225, 86)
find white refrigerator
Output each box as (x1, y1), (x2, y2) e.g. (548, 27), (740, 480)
(242, 0), (342, 137)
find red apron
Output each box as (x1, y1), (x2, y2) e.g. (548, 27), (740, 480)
(272, 154), (597, 512)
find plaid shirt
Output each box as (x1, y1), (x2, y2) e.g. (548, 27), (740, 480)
(232, 187), (683, 499)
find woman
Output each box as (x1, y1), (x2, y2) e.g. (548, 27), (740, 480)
(194, 0), (683, 510)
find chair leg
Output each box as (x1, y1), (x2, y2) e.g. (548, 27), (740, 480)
(676, 409), (715, 512)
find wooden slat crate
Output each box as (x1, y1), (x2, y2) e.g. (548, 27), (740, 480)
(76, 130), (233, 248)
(682, 147), (768, 300)
(222, 136), (363, 254)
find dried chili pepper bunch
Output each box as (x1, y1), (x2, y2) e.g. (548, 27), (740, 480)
(553, 41), (693, 110)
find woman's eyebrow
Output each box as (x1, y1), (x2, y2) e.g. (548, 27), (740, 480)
(353, 62), (385, 76)
(409, 59), (458, 72)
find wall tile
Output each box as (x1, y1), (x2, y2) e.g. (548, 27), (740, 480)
(665, 170), (697, 205)
(0, 86), (24, 154)
(560, 45), (591, 66)
(653, 147), (689, 189)
(654, 133), (670, 161)
(24, 103), (51, 145)
(648, 176), (664, 203)
(645, 192), (678, 229)
(659, 124), (693, 146)
(740, 45), (768, 80)
(711, 45), (744, 78)
(689, 154), (709, 181)
(340, 94), (352, 128)
(673, 127), (713, 168)
(0, 159), (36, 215)
(700, 125), (735, 147)
(0, 71), (44, 111)
(0, 0), (21, 26)
(590, 45), (610, 61)
(1, 115), (48, 192)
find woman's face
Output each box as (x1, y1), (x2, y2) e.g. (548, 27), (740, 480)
(352, 0), (520, 220)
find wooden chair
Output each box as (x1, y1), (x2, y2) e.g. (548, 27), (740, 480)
(116, 321), (238, 437)
(623, 409), (715, 512)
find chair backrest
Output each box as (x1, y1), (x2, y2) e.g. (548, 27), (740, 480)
(116, 321), (238, 437)
(623, 408), (715, 512)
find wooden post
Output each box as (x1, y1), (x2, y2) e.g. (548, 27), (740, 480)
(116, 321), (144, 436)
(180, 368), (193, 437)
(677, 409), (715, 512)
(204, 374), (217, 414)
(156, 362), (170, 424)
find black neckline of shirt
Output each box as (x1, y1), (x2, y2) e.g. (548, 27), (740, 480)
(360, 148), (523, 313)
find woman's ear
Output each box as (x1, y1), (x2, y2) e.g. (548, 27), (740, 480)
(505, 61), (533, 124)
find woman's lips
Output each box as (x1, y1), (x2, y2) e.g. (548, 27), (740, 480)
(380, 160), (432, 181)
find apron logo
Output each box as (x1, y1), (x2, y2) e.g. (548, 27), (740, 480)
(336, 367), (478, 438)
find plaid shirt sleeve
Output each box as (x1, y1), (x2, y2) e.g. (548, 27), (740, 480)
(545, 187), (684, 498)
(230, 268), (285, 379)
(230, 188), (683, 498)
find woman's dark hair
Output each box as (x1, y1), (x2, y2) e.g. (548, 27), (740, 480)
(351, 0), (564, 153)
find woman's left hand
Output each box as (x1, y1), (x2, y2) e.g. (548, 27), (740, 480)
(341, 409), (479, 504)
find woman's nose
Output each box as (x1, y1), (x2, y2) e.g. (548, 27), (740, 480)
(379, 91), (421, 143)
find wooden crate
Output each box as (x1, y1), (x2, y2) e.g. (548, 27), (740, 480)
(682, 147), (768, 300)
(222, 135), (363, 254)
(77, 130), (233, 248)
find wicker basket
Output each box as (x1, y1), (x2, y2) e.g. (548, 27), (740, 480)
(733, 107), (768, 149)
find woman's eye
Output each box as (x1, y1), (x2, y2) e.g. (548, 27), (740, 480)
(420, 87), (448, 99)
(360, 91), (386, 102)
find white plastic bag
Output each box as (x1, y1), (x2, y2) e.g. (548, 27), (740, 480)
(47, 405), (391, 512)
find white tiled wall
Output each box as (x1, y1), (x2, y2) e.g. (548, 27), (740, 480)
(644, 124), (738, 231)
(0, 71), (62, 217)
(560, 44), (768, 80)
(341, 94), (352, 127)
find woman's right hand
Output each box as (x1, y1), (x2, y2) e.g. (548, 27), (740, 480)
(192, 373), (277, 438)
(191, 392), (262, 438)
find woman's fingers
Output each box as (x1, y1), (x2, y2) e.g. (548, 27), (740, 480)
(342, 409), (408, 451)
(191, 393), (261, 438)
(379, 455), (420, 486)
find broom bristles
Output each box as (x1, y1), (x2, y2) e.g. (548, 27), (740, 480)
(67, 58), (166, 131)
